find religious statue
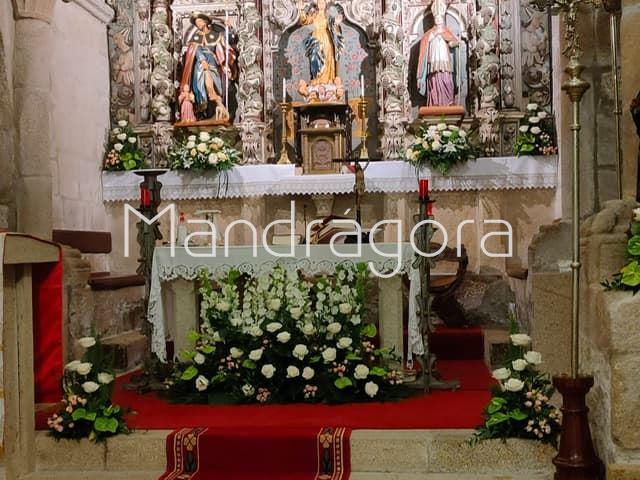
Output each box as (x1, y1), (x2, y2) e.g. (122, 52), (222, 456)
(297, 0), (344, 86)
(178, 12), (238, 124)
(416, 0), (460, 108)
(297, 76), (345, 103)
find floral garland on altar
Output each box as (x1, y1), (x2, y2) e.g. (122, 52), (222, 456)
(406, 123), (476, 175)
(165, 264), (406, 404)
(103, 120), (145, 171)
(168, 131), (240, 172)
(514, 103), (557, 156)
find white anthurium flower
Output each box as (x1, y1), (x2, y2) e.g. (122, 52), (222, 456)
(510, 333), (532, 347)
(633, 207), (640, 222)
(197, 143), (208, 153)
(114, 143), (124, 152)
(261, 364), (276, 379)
(301, 323), (316, 335)
(528, 116), (541, 124)
(76, 362), (93, 376)
(97, 372), (114, 384)
(530, 126), (541, 135)
(128, 137), (137, 144)
(188, 135), (197, 142)
(82, 381), (100, 394)
(276, 331), (291, 343)
(537, 111), (548, 119)
(117, 120), (128, 127)
(242, 384), (255, 397)
(365, 381), (379, 398)
(65, 360), (81, 372)
(504, 378), (525, 392)
(339, 303), (353, 315)
(199, 131), (211, 141)
(524, 351), (543, 365)
(432, 141), (442, 151)
(266, 322), (282, 333)
(268, 299), (281, 311)
(302, 366), (315, 380)
(216, 301), (231, 312)
(354, 364), (370, 379)
(512, 359), (528, 371)
(527, 103), (538, 111)
(195, 375), (209, 392)
(492, 367), (511, 381)
(290, 306), (303, 320)
(337, 337), (353, 349)
(230, 347), (243, 359)
(249, 348), (263, 361)
(293, 344), (309, 360)
(286, 365), (300, 378)
(77, 337), (96, 349)
(194, 353), (206, 365)
(437, 123), (447, 131)
(322, 347), (337, 363)
(116, 133), (127, 141)
(327, 322), (342, 334)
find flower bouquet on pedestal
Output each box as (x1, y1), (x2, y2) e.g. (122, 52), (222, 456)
(168, 131), (240, 172)
(515, 103), (557, 156)
(103, 120), (145, 171)
(603, 207), (640, 293)
(406, 123), (475, 175)
(47, 336), (129, 442)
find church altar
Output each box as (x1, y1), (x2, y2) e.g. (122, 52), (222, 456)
(102, 156), (558, 202)
(148, 243), (417, 363)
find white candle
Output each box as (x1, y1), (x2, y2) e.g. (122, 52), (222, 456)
(360, 75), (365, 98)
(282, 78), (286, 103)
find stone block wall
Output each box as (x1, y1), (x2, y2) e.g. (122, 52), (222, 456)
(0, 0), (16, 231)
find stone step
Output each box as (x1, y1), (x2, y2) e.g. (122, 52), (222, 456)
(101, 330), (148, 372)
(34, 429), (555, 478)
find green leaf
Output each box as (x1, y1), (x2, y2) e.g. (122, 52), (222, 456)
(627, 235), (640, 257)
(94, 416), (119, 433)
(510, 409), (528, 421)
(187, 331), (201, 343)
(72, 408), (87, 421)
(362, 324), (377, 338)
(369, 367), (387, 377)
(487, 397), (507, 414)
(309, 355), (321, 363)
(180, 365), (198, 381)
(346, 352), (362, 361)
(485, 412), (510, 427)
(200, 345), (215, 354)
(241, 359), (257, 370)
(621, 261), (640, 287)
(334, 377), (353, 389)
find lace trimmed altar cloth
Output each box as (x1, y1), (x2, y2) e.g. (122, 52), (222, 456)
(103, 156), (557, 202)
(148, 243), (423, 363)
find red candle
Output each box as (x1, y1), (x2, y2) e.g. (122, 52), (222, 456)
(140, 186), (151, 207)
(419, 179), (429, 200)
(427, 202), (433, 217)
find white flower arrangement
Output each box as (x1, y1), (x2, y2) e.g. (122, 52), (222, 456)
(406, 123), (475, 175)
(103, 120), (144, 171)
(168, 131), (240, 172)
(515, 103), (557, 156)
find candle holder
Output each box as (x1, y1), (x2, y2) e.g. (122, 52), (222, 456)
(277, 102), (292, 165)
(358, 97), (369, 160)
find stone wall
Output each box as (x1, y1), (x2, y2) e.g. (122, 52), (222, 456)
(0, 0), (16, 230)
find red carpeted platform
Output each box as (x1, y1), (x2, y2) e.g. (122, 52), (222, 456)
(430, 326), (485, 360)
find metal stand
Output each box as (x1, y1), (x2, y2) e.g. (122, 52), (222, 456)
(278, 102), (292, 165)
(358, 97), (369, 160)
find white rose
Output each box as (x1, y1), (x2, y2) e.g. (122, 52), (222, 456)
(194, 352), (206, 365)
(442, 130), (453, 137)
(216, 301), (231, 312)
(117, 120), (128, 127)
(512, 359), (528, 371)
(249, 348), (263, 361)
(186, 141), (196, 149)
(290, 307), (303, 320)
(339, 303), (352, 315)
(421, 140), (429, 149)
(65, 360), (81, 372)
(529, 116), (541, 124)
(633, 207), (640, 222)
(354, 364), (370, 379)
(276, 331), (291, 343)
(77, 337), (96, 349)
(76, 362), (93, 376)
(537, 111), (548, 119)
(230, 316), (242, 327)
(530, 126), (541, 135)
(230, 347), (243, 359)
(112, 128), (121, 134)
(293, 344), (309, 360)
(327, 322), (342, 334)
(350, 315), (361, 325)
(97, 372), (114, 384)
(527, 103), (538, 111)
(364, 381), (379, 398)
(188, 135), (197, 142)
(432, 141), (442, 151)
(261, 364), (276, 379)
(449, 125), (459, 131)
(114, 143), (124, 152)
(195, 375), (209, 392)
(286, 365), (300, 378)
(437, 123), (447, 131)
(199, 131), (211, 141)
(524, 351), (543, 365)
(248, 326), (263, 337)
(301, 323), (316, 335)
(242, 384), (255, 397)
(197, 143), (208, 153)
(266, 322), (282, 333)
(268, 299), (282, 311)
(492, 367), (511, 381)
(302, 367), (315, 380)
(322, 347), (337, 363)
(510, 334), (532, 347)
(519, 125), (529, 133)
(81, 381), (100, 394)
(337, 337), (353, 349)
(459, 130), (467, 138)
(504, 378), (525, 392)
(208, 153), (218, 164)
(128, 137), (137, 144)
(116, 133), (127, 141)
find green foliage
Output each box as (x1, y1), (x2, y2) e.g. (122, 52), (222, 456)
(514, 104), (557, 156)
(103, 120), (145, 171)
(602, 212), (640, 293)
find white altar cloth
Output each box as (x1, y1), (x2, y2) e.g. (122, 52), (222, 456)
(148, 243), (417, 362)
(103, 156), (557, 202)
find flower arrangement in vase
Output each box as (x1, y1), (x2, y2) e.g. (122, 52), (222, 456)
(603, 207), (640, 293)
(472, 314), (561, 446)
(103, 120), (145, 171)
(406, 123), (475, 175)
(47, 336), (129, 442)
(514, 103), (557, 156)
(168, 131), (240, 172)
(166, 264), (406, 404)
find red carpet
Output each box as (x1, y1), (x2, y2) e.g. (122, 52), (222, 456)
(430, 326), (485, 360)
(160, 427), (350, 480)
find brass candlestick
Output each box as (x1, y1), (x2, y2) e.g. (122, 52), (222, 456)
(278, 102), (292, 165)
(358, 97), (369, 160)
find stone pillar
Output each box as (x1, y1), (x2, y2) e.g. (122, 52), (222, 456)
(13, 0), (56, 238)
